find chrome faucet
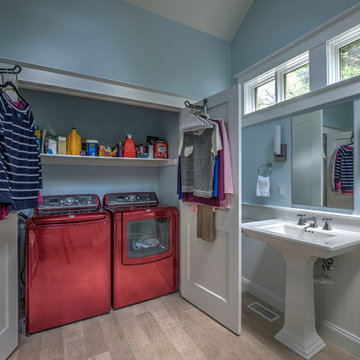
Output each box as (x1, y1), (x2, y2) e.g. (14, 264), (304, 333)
(297, 214), (307, 225)
(304, 214), (318, 229)
(322, 218), (332, 231)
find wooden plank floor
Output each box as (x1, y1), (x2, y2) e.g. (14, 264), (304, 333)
(8, 292), (359, 360)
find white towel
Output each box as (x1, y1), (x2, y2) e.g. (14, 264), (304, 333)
(256, 175), (270, 197)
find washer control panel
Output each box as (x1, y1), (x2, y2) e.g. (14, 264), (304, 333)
(106, 192), (158, 207)
(38, 194), (99, 211)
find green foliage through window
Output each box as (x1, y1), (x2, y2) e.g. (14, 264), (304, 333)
(284, 64), (310, 100)
(255, 80), (276, 110)
(340, 39), (360, 81)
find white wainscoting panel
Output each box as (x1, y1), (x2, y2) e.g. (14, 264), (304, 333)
(242, 204), (360, 357)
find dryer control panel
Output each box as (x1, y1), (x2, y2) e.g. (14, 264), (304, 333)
(105, 192), (158, 207)
(38, 194), (100, 211)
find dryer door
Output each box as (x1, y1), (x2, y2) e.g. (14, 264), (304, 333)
(122, 208), (175, 265)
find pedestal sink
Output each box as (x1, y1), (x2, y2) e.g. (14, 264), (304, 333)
(242, 219), (360, 360)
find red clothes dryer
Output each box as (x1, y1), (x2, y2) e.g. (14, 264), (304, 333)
(104, 192), (179, 309)
(26, 194), (111, 334)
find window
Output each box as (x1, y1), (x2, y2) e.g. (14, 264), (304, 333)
(284, 63), (310, 100)
(327, 24), (360, 84)
(255, 79), (275, 110)
(244, 52), (309, 114)
(340, 38), (360, 80)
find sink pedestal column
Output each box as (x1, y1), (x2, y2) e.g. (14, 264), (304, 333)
(274, 251), (326, 360)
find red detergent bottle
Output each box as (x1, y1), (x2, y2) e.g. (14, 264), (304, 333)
(123, 134), (136, 158)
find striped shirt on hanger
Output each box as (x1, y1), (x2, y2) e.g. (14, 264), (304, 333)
(0, 92), (42, 210)
(334, 145), (353, 193)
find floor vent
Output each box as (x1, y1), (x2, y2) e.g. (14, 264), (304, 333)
(247, 302), (281, 322)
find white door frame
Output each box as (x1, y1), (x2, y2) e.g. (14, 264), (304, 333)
(0, 213), (18, 360)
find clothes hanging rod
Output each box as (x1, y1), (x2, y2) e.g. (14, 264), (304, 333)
(0, 64), (22, 75)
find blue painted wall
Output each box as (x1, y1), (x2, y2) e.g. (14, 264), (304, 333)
(5, 0), (360, 207)
(2, 0), (358, 94)
(231, 0), (360, 80)
(21, 89), (173, 146)
(242, 116), (292, 206)
(21, 89), (179, 204)
(0, 0), (230, 98)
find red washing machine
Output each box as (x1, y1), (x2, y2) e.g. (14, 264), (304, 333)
(26, 194), (111, 334)
(104, 192), (179, 309)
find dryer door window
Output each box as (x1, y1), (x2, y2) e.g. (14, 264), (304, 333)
(122, 209), (174, 265)
(127, 217), (169, 257)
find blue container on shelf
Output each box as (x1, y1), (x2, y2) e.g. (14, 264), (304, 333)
(86, 140), (99, 156)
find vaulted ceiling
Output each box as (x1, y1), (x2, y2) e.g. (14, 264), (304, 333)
(122, 0), (254, 41)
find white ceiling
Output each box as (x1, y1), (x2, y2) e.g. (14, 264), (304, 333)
(122, 0), (254, 41)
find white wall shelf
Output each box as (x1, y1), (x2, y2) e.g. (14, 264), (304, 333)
(41, 154), (177, 167)
(0, 58), (200, 112)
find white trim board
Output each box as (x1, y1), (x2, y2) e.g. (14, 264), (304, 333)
(0, 58), (201, 112)
(243, 277), (360, 358)
(242, 74), (360, 127)
(243, 277), (285, 313)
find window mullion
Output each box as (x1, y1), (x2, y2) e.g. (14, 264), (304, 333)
(276, 70), (284, 103)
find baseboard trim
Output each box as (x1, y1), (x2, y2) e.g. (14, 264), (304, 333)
(242, 277), (285, 313)
(242, 277), (360, 358)
(316, 318), (360, 358)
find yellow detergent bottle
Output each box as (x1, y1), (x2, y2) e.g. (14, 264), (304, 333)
(66, 128), (82, 155)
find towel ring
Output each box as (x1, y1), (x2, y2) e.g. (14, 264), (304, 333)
(258, 162), (272, 177)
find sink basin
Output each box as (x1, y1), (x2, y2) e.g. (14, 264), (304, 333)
(242, 219), (360, 360)
(256, 222), (335, 240)
(242, 219), (360, 258)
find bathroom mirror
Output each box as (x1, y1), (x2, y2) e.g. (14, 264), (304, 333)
(292, 100), (354, 210)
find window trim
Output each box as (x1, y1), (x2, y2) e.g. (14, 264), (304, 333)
(244, 52), (309, 114)
(327, 24), (360, 85)
(255, 78), (276, 110)
(277, 53), (309, 102)
(237, 3), (360, 131)
(244, 68), (275, 114)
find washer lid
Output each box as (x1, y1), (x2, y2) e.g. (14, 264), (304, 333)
(32, 210), (107, 225)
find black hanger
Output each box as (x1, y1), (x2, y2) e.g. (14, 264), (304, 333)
(0, 65), (22, 75)
(1, 81), (29, 106)
(184, 98), (208, 115)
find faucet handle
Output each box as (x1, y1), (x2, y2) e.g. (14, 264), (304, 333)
(322, 218), (332, 231)
(311, 214), (318, 228)
(297, 214), (307, 225)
